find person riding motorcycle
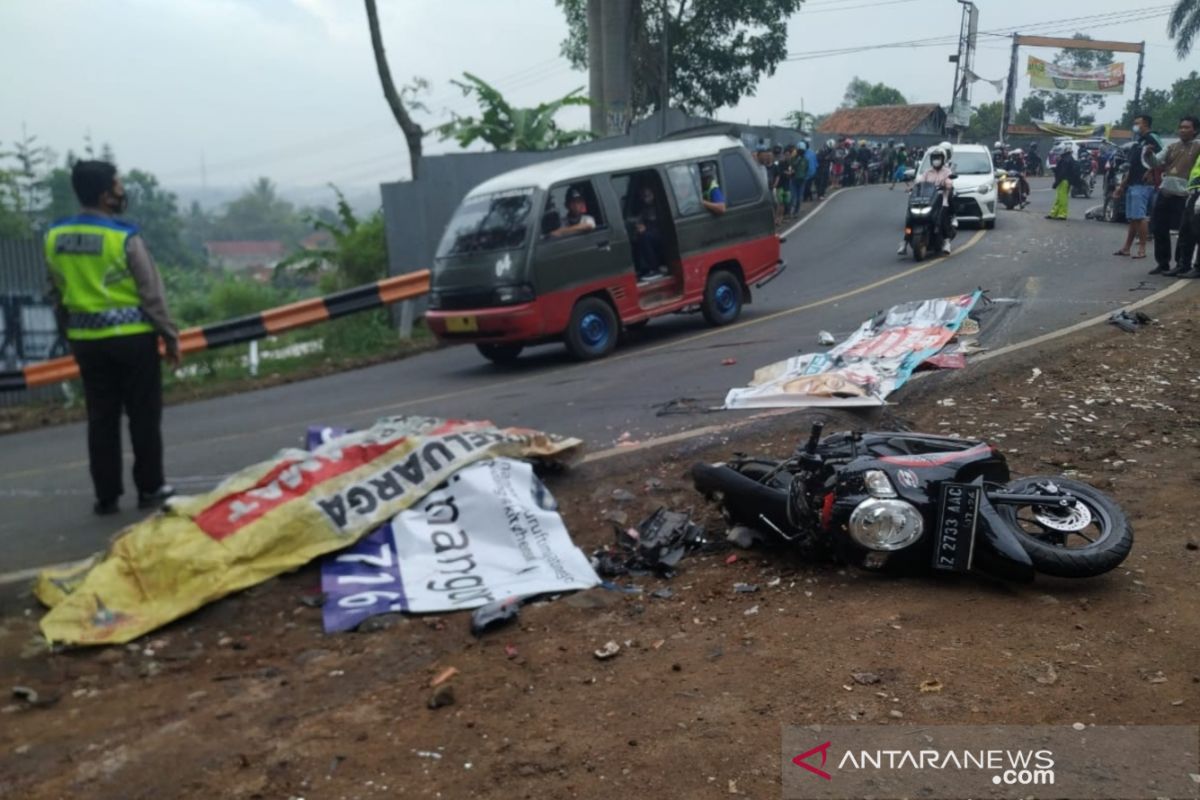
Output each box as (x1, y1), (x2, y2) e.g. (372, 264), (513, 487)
(898, 145), (956, 256)
(1005, 149), (1031, 207)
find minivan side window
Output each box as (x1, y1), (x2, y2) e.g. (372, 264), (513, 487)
(720, 151), (760, 206)
(666, 164), (702, 217)
(541, 180), (606, 239)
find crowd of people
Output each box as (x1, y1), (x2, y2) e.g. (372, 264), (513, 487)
(754, 138), (927, 224)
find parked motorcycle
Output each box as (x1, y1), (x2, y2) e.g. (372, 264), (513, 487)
(903, 181), (954, 261)
(1102, 147), (1131, 224)
(692, 422), (1133, 582)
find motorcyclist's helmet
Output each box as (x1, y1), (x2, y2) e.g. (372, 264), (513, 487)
(938, 141), (954, 161)
(798, 140), (808, 151)
(994, 141), (1004, 150)
(928, 146), (948, 168)
(826, 139), (836, 149)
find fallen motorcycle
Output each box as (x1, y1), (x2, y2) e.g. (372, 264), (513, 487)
(692, 422), (1132, 582)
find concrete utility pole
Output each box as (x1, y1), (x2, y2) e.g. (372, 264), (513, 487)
(588, 0), (635, 137)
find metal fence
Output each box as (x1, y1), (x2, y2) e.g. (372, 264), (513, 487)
(1, 238), (68, 407)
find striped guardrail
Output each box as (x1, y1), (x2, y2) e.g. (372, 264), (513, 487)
(0, 270), (430, 392)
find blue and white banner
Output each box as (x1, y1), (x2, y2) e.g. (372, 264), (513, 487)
(320, 458), (599, 632)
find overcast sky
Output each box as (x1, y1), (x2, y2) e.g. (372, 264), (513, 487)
(0, 0), (1189, 199)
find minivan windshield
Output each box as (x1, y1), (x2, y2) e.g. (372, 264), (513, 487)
(436, 189), (535, 258)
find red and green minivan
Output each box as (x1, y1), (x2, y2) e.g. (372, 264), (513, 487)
(426, 135), (785, 363)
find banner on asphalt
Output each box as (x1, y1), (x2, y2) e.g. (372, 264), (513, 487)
(1027, 55), (1125, 95)
(320, 458), (599, 633)
(35, 417), (582, 645)
(724, 292), (981, 409)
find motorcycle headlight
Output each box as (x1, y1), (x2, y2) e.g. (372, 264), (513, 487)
(863, 469), (896, 498)
(911, 206), (932, 216)
(848, 498), (924, 551)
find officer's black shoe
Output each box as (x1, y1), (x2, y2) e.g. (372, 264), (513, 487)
(138, 485), (176, 510)
(93, 499), (119, 516)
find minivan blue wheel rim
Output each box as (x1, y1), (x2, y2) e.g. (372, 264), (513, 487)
(715, 282), (736, 315)
(580, 312), (609, 349)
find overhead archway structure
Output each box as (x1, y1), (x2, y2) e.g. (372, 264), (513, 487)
(1000, 34), (1146, 144)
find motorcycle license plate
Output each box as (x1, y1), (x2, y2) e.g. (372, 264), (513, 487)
(932, 483), (980, 572)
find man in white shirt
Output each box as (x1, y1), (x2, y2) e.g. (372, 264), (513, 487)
(549, 188), (597, 238)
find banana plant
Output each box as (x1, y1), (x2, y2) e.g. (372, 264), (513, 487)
(436, 72), (593, 151)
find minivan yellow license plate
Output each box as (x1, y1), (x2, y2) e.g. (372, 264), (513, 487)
(445, 315), (478, 333)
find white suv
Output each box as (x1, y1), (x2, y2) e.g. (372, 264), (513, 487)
(915, 144), (997, 229)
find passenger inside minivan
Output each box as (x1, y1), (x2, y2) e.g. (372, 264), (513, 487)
(546, 184), (600, 239)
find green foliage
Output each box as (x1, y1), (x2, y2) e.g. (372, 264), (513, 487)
(122, 169), (195, 267)
(436, 73), (593, 151)
(557, 0), (804, 116)
(0, 168), (30, 237)
(783, 110), (816, 132)
(277, 186), (388, 289)
(964, 101), (1004, 144)
(1014, 95), (1047, 126)
(842, 77), (907, 108)
(1032, 33), (1114, 126)
(1116, 71), (1200, 131)
(211, 177), (308, 245)
(1168, 0), (1200, 58)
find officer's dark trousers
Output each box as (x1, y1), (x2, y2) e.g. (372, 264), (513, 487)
(1151, 193), (1192, 271)
(71, 332), (164, 503)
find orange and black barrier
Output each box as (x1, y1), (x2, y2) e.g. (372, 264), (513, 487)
(0, 270), (430, 392)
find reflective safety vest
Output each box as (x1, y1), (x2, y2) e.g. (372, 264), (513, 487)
(44, 214), (154, 341)
(1190, 151), (1200, 191)
(703, 180), (721, 202)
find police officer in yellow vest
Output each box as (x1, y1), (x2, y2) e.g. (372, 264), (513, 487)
(45, 160), (181, 515)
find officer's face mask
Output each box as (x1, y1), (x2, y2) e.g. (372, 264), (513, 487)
(105, 190), (128, 215)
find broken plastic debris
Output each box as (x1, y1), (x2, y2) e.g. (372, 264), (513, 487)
(1107, 309), (1154, 333)
(817, 331), (836, 346)
(592, 508), (712, 578)
(733, 583), (759, 594)
(470, 596), (523, 637)
(721, 357), (737, 366)
(429, 667), (459, 688)
(919, 679), (944, 693)
(594, 641), (621, 660)
(1026, 368), (1043, 384)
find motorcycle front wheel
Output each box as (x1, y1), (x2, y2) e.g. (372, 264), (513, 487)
(994, 477), (1132, 578)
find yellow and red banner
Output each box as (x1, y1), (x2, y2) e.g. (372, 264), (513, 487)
(35, 417), (582, 645)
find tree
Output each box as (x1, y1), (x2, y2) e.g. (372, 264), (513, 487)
(1116, 71), (1200, 130)
(842, 77), (907, 108)
(212, 178), (306, 244)
(1032, 33), (1114, 127)
(1169, 0), (1200, 58)
(1014, 95), (1047, 126)
(556, 0), (805, 116)
(277, 186), (387, 290)
(436, 73), (593, 151)
(783, 110), (816, 132)
(0, 167), (30, 238)
(364, 0), (426, 179)
(123, 169), (193, 267)
(964, 101), (1004, 145)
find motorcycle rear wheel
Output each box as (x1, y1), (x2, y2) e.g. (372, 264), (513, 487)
(995, 477), (1132, 578)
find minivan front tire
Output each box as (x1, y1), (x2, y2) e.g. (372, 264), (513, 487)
(565, 297), (618, 360)
(701, 269), (743, 326)
(476, 343), (524, 364)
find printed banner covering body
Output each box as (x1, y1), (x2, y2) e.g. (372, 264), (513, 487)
(725, 292), (980, 409)
(1028, 55), (1125, 95)
(35, 417), (582, 645)
(321, 458), (599, 632)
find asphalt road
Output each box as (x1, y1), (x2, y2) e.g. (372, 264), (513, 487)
(0, 177), (1172, 575)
